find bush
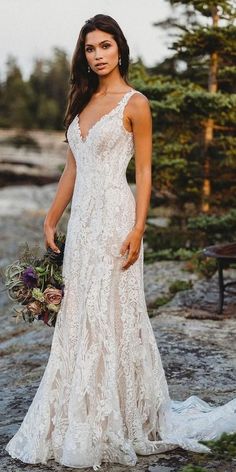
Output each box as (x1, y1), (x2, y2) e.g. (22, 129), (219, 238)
(145, 210), (236, 258)
(187, 210), (236, 242)
(185, 252), (218, 278)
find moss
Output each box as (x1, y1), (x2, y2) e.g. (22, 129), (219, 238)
(180, 466), (208, 472)
(201, 432), (236, 460)
(180, 433), (236, 471)
(148, 294), (173, 308)
(169, 279), (193, 294)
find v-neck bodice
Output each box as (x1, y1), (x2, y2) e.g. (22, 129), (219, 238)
(76, 89), (136, 143)
(66, 88), (141, 230)
(67, 88), (140, 150)
(67, 89), (141, 195)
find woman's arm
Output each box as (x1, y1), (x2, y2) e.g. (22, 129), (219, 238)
(120, 93), (152, 270)
(132, 93), (152, 235)
(43, 146), (76, 252)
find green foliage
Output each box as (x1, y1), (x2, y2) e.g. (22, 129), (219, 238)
(0, 48), (70, 130)
(185, 251), (218, 278)
(149, 294), (173, 308)
(168, 0), (235, 18)
(0, 56), (34, 128)
(144, 247), (197, 265)
(173, 25), (236, 58)
(146, 223), (209, 253)
(145, 209), (236, 266)
(148, 76), (236, 206)
(180, 466), (207, 472)
(150, 0), (236, 209)
(169, 279), (193, 293)
(179, 431), (236, 471)
(187, 209), (236, 234)
(148, 281), (194, 309)
(144, 244), (217, 278)
(201, 432), (236, 459)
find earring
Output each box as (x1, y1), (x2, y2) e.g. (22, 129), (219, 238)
(87, 65), (91, 73)
(118, 57), (122, 66)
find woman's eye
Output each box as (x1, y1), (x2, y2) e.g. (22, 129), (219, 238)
(85, 44), (110, 53)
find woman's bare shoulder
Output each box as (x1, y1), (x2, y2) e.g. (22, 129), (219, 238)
(127, 90), (151, 119)
(131, 89), (148, 98)
(129, 90), (150, 107)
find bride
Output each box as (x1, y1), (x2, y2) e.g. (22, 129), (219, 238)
(5, 13), (236, 470)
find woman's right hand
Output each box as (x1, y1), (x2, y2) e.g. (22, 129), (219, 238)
(44, 222), (61, 253)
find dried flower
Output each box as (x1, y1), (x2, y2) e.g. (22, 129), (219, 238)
(27, 300), (42, 315)
(21, 266), (38, 288)
(43, 287), (62, 305)
(31, 288), (45, 302)
(47, 303), (60, 313)
(4, 230), (66, 327)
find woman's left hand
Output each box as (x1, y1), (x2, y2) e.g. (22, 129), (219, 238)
(119, 228), (143, 270)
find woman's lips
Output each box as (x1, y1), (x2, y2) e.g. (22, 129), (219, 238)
(95, 63), (107, 69)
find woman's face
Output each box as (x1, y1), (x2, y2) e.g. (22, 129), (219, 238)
(84, 29), (120, 75)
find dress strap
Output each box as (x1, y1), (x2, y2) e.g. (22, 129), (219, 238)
(120, 89), (141, 108)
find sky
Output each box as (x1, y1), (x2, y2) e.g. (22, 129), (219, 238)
(0, 0), (173, 80)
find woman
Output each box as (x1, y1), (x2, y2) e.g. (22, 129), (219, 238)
(5, 13), (236, 471)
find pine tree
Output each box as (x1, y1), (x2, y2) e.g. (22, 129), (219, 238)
(149, 0), (236, 212)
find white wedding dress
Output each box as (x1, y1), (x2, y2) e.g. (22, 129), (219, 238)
(5, 88), (236, 470)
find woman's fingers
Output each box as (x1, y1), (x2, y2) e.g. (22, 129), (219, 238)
(121, 255), (138, 270)
(48, 238), (60, 253)
(44, 227), (60, 253)
(120, 240), (129, 256)
(119, 231), (142, 270)
(121, 246), (139, 270)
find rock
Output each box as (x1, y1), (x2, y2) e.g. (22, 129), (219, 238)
(143, 260), (199, 306)
(147, 217), (171, 228)
(163, 269), (236, 318)
(0, 129), (67, 188)
(0, 183), (59, 217)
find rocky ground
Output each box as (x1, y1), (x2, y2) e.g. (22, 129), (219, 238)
(1, 184), (236, 472)
(0, 130), (66, 187)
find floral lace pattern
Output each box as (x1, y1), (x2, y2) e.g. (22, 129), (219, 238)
(5, 89), (236, 469)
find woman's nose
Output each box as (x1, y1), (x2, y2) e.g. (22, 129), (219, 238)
(95, 49), (103, 60)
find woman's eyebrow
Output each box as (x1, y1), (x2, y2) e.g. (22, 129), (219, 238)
(85, 40), (112, 46)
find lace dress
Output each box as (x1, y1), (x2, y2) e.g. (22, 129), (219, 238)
(5, 89), (236, 470)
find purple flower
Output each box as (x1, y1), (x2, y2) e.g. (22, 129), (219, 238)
(21, 266), (38, 288)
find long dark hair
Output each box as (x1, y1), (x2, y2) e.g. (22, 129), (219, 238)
(63, 14), (131, 143)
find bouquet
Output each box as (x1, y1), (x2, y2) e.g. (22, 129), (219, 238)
(2, 231), (66, 327)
